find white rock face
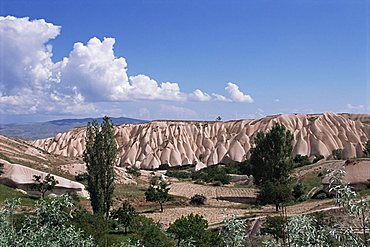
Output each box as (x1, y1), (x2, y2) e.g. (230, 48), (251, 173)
(31, 113), (370, 169)
(0, 159), (89, 198)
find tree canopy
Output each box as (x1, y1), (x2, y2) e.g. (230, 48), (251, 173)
(83, 116), (117, 218)
(250, 124), (293, 185)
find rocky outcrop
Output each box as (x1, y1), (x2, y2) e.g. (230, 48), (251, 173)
(0, 159), (89, 198)
(31, 113), (370, 169)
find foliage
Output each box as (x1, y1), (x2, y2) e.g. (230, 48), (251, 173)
(145, 177), (171, 212)
(250, 124), (293, 186)
(258, 180), (292, 211)
(190, 194), (207, 205)
(32, 173), (59, 199)
(293, 154), (311, 168)
(167, 213), (209, 247)
(0, 195), (95, 247)
(111, 201), (138, 233)
(69, 208), (108, 246)
(263, 215), (330, 247)
(131, 215), (173, 247)
(75, 172), (88, 182)
(292, 182), (305, 200)
(158, 164), (171, 170)
(215, 116), (222, 121)
(219, 213), (246, 247)
(126, 167), (141, 177)
(332, 149), (344, 160)
(191, 165), (231, 185)
(363, 140), (370, 157)
(327, 169), (370, 246)
(166, 170), (191, 180)
(312, 154), (324, 163)
(238, 160), (253, 175)
(84, 116), (117, 218)
(261, 216), (285, 241)
(198, 154), (206, 162)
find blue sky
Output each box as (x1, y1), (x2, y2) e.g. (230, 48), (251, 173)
(0, 0), (369, 123)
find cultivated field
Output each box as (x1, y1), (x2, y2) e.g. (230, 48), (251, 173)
(169, 182), (257, 206)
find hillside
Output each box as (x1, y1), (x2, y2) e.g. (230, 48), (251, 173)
(31, 112), (370, 169)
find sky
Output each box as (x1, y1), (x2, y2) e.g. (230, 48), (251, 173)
(0, 0), (369, 124)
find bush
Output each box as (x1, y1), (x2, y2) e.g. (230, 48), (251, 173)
(190, 194), (207, 205)
(158, 164), (170, 170)
(167, 213), (209, 247)
(332, 149), (344, 160)
(312, 154), (324, 163)
(293, 154), (311, 168)
(75, 172), (88, 182)
(131, 216), (173, 247)
(165, 170), (191, 180)
(126, 167), (141, 177)
(261, 216), (285, 241)
(111, 201), (138, 233)
(191, 165), (231, 185)
(292, 182), (305, 200)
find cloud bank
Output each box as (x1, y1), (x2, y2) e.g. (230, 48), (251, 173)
(0, 16), (254, 116)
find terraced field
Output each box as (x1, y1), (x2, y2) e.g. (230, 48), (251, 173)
(169, 182), (257, 206)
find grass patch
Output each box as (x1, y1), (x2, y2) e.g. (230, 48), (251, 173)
(114, 184), (146, 198)
(299, 172), (322, 194)
(0, 184), (38, 206)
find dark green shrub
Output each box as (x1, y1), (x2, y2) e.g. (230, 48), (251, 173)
(332, 149), (344, 160)
(191, 165), (231, 185)
(293, 154), (311, 168)
(75, 172), (88, 182)
(261, 216), (286, 241)
(165, 170), (191, 179)
(312, 154), (324, 163)
(167, 213), (209, 247)
(131, 215), (173, 247)
(190, 194), (207, 205)
(293, 182), (305, 200)
(158, 164), (170, 170)
(110, 201), (137, 233)
(316, 192), (327, 199)
(126, 166), (141, 177)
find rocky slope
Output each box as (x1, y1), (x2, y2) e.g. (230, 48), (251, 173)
(31, 113), (370, 169)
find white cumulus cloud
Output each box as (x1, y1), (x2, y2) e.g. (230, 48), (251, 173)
(189, 89), (211, 101)
(0, 16), (255, 117)
(225, 82), (253, 103)
(212, 93), (231, 102)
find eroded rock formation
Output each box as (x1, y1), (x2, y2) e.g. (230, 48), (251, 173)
(32, 113), (370, 169)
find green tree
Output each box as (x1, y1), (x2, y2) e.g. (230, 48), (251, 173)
(292, 182), (305, 200)
(111, 201), (138, 233)
(0, 195), (95, 247)
(145, 178), (171, 212)
(259, 180), (292, 212)
(167, 213), (209, 247)
(293, 154), (311, 168)
(250, 124), (293, 186)
(250, 124), (293, 211)
(32, 173), (59, 199)
(261, 216), (285, 242)
(84, 116), (117, 218)
(131, 215), (173, 247)
(332, 149), (344, 160)
(363, 140), (370, 157)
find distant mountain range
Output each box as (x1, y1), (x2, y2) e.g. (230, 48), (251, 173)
(0, 117), (146, 140)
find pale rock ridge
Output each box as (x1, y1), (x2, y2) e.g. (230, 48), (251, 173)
(0, 159), (89, 198)
(31, 113), (370, 169)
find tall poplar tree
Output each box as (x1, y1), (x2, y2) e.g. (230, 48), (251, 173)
(83, 116), (117, 218)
